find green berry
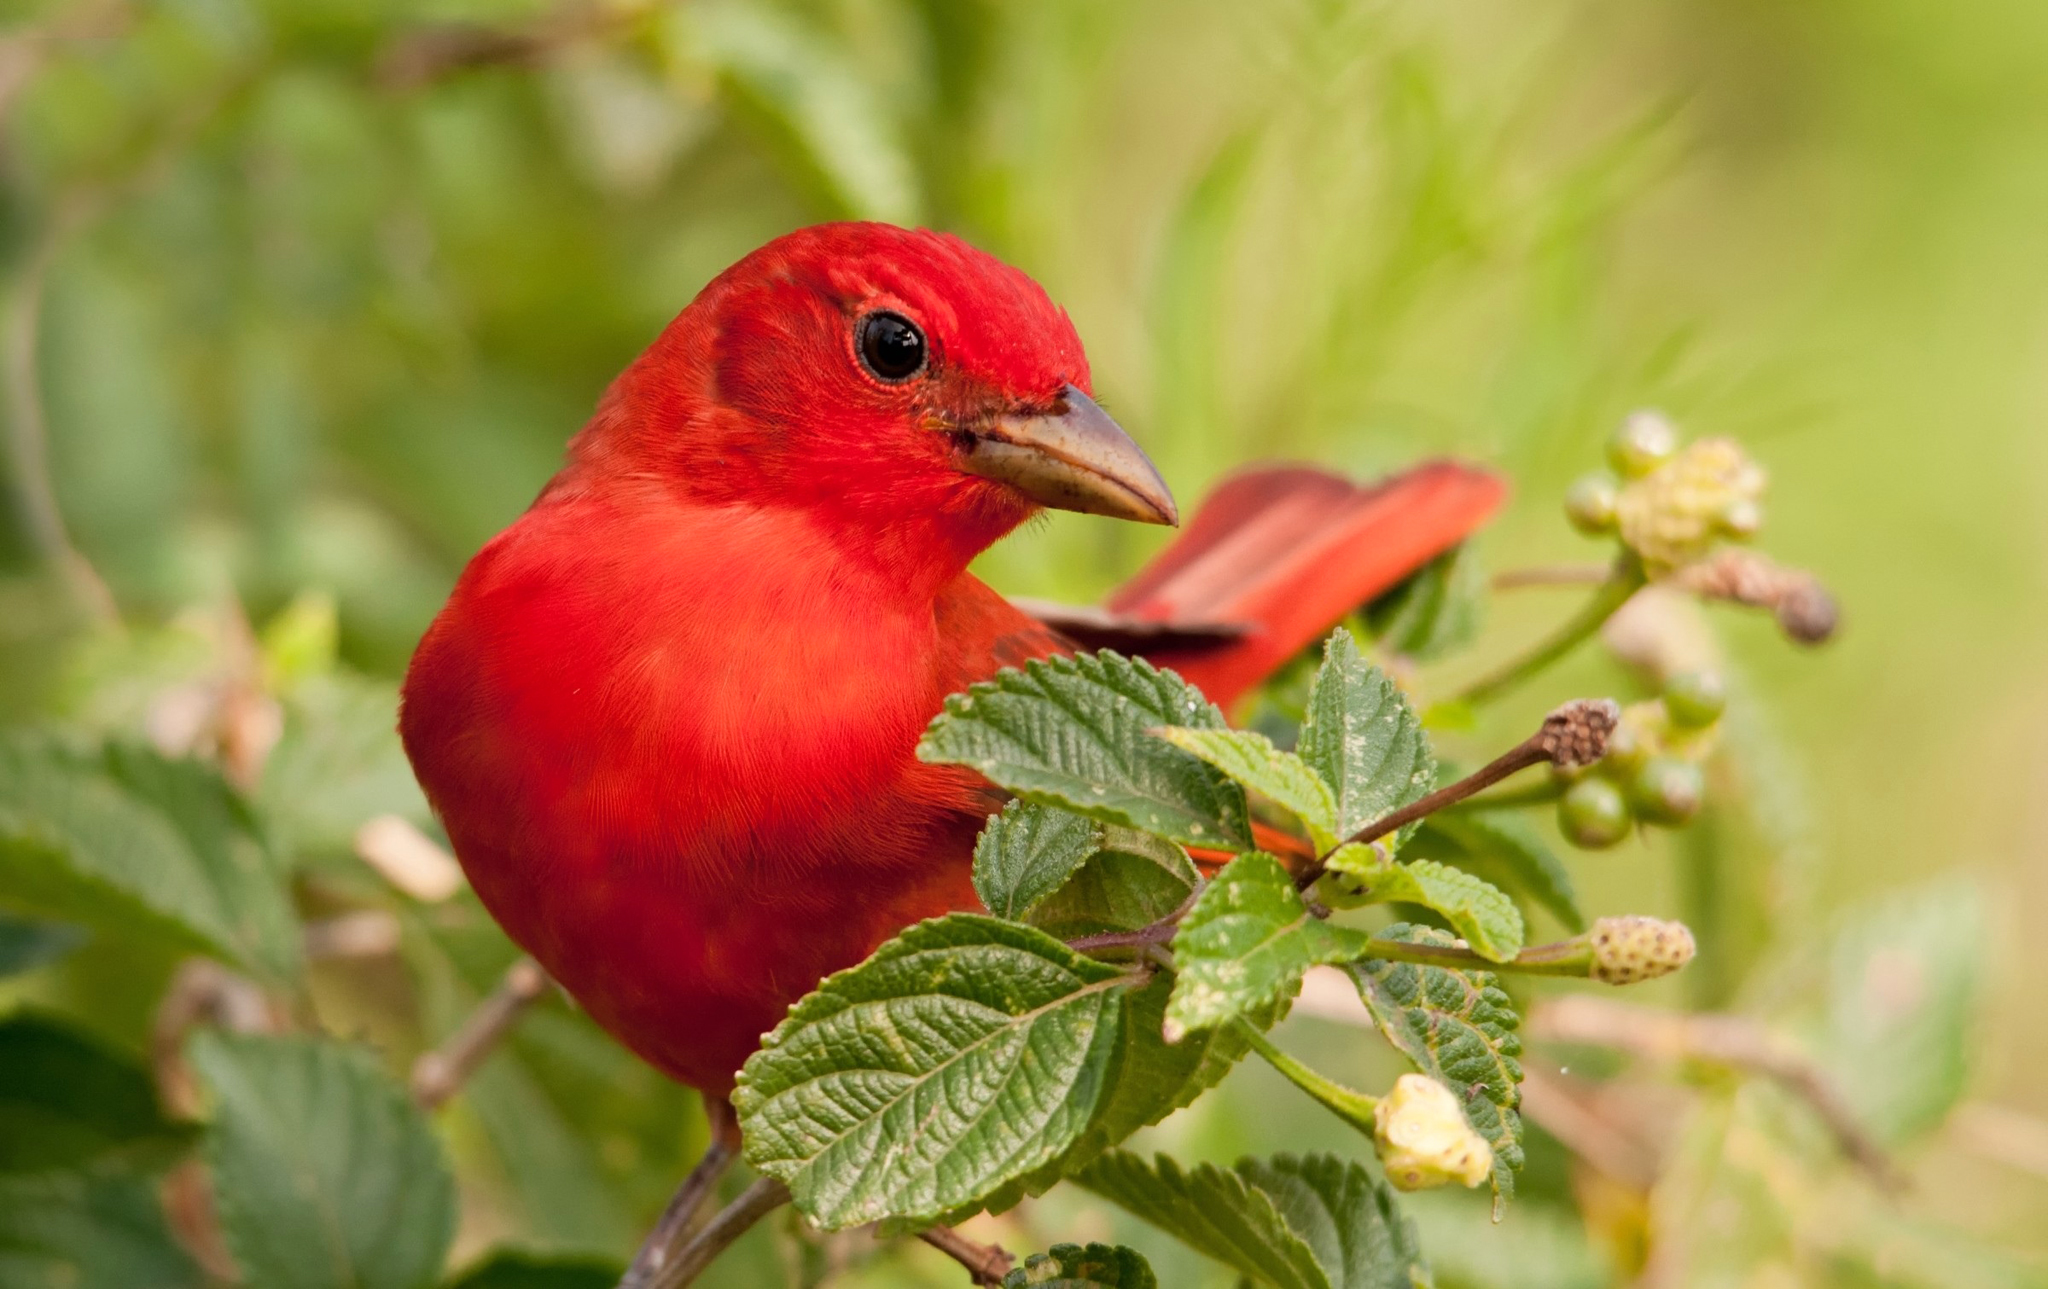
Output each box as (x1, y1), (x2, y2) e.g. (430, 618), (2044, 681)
(1598, 718), (1652, 778)
(1631, 756), (1704, 825)
(1662, 671), (1726, 729)
(1559, 777), (1632, 849)
(1607, 411), (1679, 479)
(1564, 473), (1620, 535)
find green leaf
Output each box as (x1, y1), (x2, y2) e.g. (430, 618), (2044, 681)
(1002, 1243), (1157, 1289)
(1073, 1152), (1426, 1289)
(1165, 852), (1369, 1042)
(0, 1167), (204, 1289)
(0, 1013), (192, 1176)
(1415, 813), (1585, 932)
(1295, 632), (1436, 844)
(442, 1252), (621, 1289)
(0, 737), (301, 982)
(1324, 847), (1524, 962)
(1349, 925), (1525, 1196)
(0, 912), (85, 978)
(974, 801), (1107, 920)
(734, 914), (1131, 1230)
(918, 653), (1251, 850)
(1153, 727), (1338, 848)
(1365, 543), (1485, 662)
(190, 1032), (458, 1289)
(1023, 830), (1199, 941)
(260, 674), (433, 863)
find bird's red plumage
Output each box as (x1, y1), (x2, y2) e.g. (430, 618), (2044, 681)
(400, 223), (1504, 1092)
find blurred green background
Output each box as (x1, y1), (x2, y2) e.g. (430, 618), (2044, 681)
(2, 0), (2044, 1286)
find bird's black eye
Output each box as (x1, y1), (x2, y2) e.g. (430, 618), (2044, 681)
(858, 311), (926, 382)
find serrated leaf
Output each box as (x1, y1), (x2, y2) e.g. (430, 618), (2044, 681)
(1365, 543), (1484, 663)
(0, 912), (85, 978)
(974, 801), (1103, 920)
(0, 1013), (193, 1176)
(1235, 1155), (1430, 1289)
(1074, 1152), (1426, 1289)
(443, 1251), (621, 1289)
(918, 653), (1252, 850)
(1349, 925), (1525, 1197)
(190, 1032), (458, 1289)
(0, 1167), (204, 1289)
(1414, 813), (1585, 932)
(1165, 852), (1369, 1041)
(1153, 727), (1338, 848)
(1296, 632), (1436, 844)
(1024, 829), (1199, 941)
(1324, 847), (1524, 962)
(734, 915), (1131, 1230)
(0, 737), (301, 982)
(1002, 1242), (1157, 1289)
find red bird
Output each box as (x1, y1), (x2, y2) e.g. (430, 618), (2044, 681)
(400, 223), (1503, 1097)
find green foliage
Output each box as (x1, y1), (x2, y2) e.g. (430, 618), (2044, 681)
(190, 1031), (458, 1289)
(918, 653), (1252, 850)
(1365, 543), (1485, 663)
(0, 737), (300, 982)
(1075, 1152), (1427, 1289)
(734, 915), (1132, 1230)
(0, 1013), (192, 1176)
(1002, 1242), (1156, 1288)
(1165, 851), (1369, 1041)
(974, 801), (1198, 936)
(1414, 813), (1585, 932)
(0, 1168), (204, 1289)
(1322, 847), (1525, 962)
(1295, 632), (1436, 844)
(442, 1252), (623, 1289)
(975, 801), (1105, 920)
(0, 911), (84, 977)
(1152, 727), (1340, 850)
(1349, 927), (1526, 1196)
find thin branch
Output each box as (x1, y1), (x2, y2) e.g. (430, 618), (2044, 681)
(620, 1098), (742, 1289)
(1669, 549), (1839, 644)
(411, 957), (552, 1109)
(916, 1227), (1015, 1287)
(1492, 563), (1612, 590)
(639, 1177), (791, 1289)
(1456, 556), (1647, 705)
(1526, 994), (1901, 1190)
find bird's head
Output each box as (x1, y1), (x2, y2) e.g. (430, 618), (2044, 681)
(575, 222), (1177, 577)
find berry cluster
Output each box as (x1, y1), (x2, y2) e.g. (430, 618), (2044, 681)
(1566, 411), (1769, 573)
(1554, 670), (1724, 848)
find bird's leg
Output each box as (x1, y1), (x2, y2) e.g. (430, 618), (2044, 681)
(619, 1095), (743, 1289)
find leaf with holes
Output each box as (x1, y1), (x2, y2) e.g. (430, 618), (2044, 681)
(1152, 727), (1338, 849)
(917, 653), (1251, 850)
(1165, 852), (1369, 1042)
(1348, 925), (1525, 1197)
(1073, 1151), (1427, 1289)
(1002, 1243), (1157, 1289)
(1295, 632), (1435, 845)
(733, 915), (1131, 1230)
(1323, 846), (1524, 962)
(190, 1032), (458, 1289)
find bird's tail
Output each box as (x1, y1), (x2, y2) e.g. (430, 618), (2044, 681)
(1094, 460), (1508, 709)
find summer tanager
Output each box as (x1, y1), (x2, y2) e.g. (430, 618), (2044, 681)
(399, 223), (1503, 1095)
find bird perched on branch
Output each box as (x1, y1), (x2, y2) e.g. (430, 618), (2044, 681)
(399, 222), (1504, 1095)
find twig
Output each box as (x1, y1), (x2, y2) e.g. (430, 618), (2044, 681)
(916, 1227), (1016, 1287)
(411, 957), (552, 1109)
(1457, 556), (1647, 705)
(638, 1177), (791, 1289)
(620, 1098), (742, 1289)
(1669, 549), (1839, 644)
(1065, 886), (1204, 953)
(1526, 994), (1901, 1190)
(1492, 563), (1612, 590)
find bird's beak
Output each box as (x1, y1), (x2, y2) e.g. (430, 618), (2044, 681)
(957, 385), (1179, 526)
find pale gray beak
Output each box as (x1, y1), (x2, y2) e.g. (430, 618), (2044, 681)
(956, 385), (1178, 526)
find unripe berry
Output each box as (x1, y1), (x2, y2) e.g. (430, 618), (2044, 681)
(1588, 915), (1695, 984)
(1607, 411), (1679, 478)
(1564, 473), (1621, 535)
(1559, 777), (1631, 849)
(1373, 1073), (1493, 1190)
(1661, 671), (1726, 729)
(1630, 755), (1704, 825)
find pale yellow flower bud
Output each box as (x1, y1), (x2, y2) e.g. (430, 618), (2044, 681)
(1588, 915), (1696, 985)
(1372, 1073), (1493, 1191)
(1615, 437), (1768, 572)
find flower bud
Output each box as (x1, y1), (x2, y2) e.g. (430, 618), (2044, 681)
(1588, 915), (1695, 985)
(1615, 437), (1768, 572)
(1564, 473), (1621, 535)
(1373, 1073), (1493, 1191)
(1608, 411), (1680, 479)
(1559, 776), (1631, 849)
(1630, 756), (1704, 826)
(1661, 671), (1726, 729)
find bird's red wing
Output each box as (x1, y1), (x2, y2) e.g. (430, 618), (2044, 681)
(1103, 460), (1508, 709)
